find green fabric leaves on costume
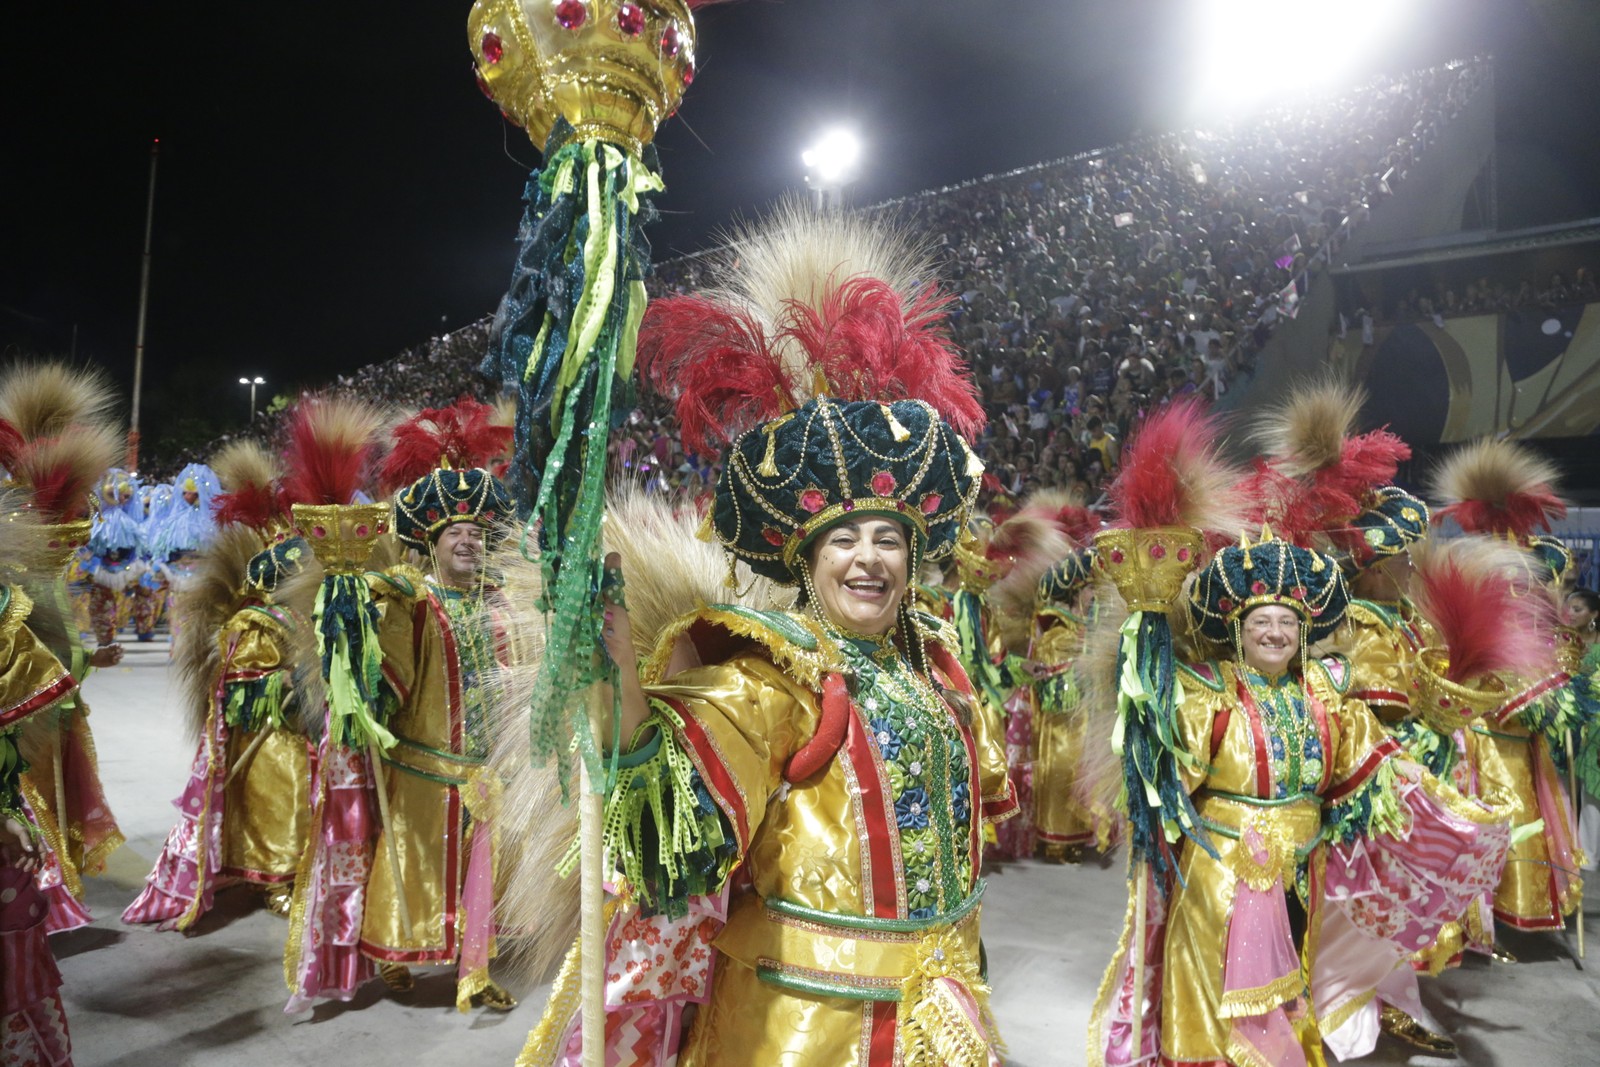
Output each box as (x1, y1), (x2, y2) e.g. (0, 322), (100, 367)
(1326, 758), (1408, 845)
(0, 727), (27, 820)
(600, 702), (735, 919)
(1111, 613), (1215, 884)
(314, 575), (394, 751)
(223, 669), (289, 733)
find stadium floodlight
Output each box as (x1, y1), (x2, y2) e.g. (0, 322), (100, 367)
(802, 128), (862, 210)
(1187, 0), (1420, 118)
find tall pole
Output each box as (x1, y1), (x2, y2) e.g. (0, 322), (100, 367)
(128, 137), (160, 472)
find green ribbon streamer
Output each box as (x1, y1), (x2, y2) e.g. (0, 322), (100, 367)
(313, 576), (395, 752)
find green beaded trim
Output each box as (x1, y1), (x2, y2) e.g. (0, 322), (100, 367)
(755, 963), (901, 1002)
(764, 878), (985, 934)
(705, 604), (818, 651)
(1178, 660), (1227, 693)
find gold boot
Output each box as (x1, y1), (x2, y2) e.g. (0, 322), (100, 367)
(473, 980), (518, 1012)
(379, 962), (415, 993)
(263, 887), (293, 918)
(1379, 1006), (1457, 1055)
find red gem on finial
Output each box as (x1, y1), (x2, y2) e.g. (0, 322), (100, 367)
(616, 3), (645, 37)
(481, 32), (504, 64)
(474, 67), (495, 100)
(554, 0), (588, 31)
(660, 23), (682, 57)
(682, 60), (696, 87)
(1149, 543), (1166, 560)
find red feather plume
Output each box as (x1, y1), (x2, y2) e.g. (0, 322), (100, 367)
(379, 397), (514, 493)
(781, 278), (985, 440)
(1055, 505), (1099, 546)
(638, 296), (790, 458)
(279, 396), (386, 507)
(212, 483), (284, 530)
(1410, 539), (1555, 683)
(10, 435), (110, 523)
(1105, 398), (1244, 536)
(0, 417), (22, 471)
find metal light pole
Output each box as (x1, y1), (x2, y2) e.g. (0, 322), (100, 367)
(128, 137), (160, 472)
(239, 376), (265, 422)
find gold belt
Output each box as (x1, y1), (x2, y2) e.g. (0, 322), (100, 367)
(1196, 791), (1323, 891)
(716, 881), (987, 1002)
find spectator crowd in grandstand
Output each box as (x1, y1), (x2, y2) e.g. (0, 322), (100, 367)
(196, 61), (1492, 512)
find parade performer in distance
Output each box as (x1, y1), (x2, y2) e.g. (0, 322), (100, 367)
(1086, 400), (1512, 1067)
(1026, 532), (1105, 859)
(124, 442), (315, 928)
(0, 361), (127, 932)
(981, 496), (1079, 861)
(1429, 438), (1588, 940)
(511, 206), (1014, 1067)
(84, 468), (145, 646)
(147, 462), (223, 642)
(283, 397), (520, 1014)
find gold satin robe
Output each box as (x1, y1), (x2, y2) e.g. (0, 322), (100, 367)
(522, 607), (1017, 1067)
(1031, 607), (1096, 849)
(18, 580), (123, 896)
(217, 605), (312, 883)
(1092, 659), (1399, 1067)
(1, 585), (77, 804)
(362, 577), (506, 966)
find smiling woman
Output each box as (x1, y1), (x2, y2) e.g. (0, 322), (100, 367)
(805, 517), (911, 635)
(515, 207), (1015, 1067)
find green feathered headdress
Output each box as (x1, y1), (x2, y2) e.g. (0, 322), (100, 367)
(1188, 530), (1350, 644)
(1038, 546), (1096, 606)
(1342, 485), (1430, 569)
(246, 535), (309, 595)
(638, 203), (987, 586)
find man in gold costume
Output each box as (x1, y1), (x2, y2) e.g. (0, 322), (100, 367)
(1428, 440), (1586, 942)
(1, 568), (81, 1067)
(285, 398), (517, 1013)
(0, 361), (126, 933)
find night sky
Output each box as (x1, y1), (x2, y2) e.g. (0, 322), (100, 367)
(4, 1), (1598, 448)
